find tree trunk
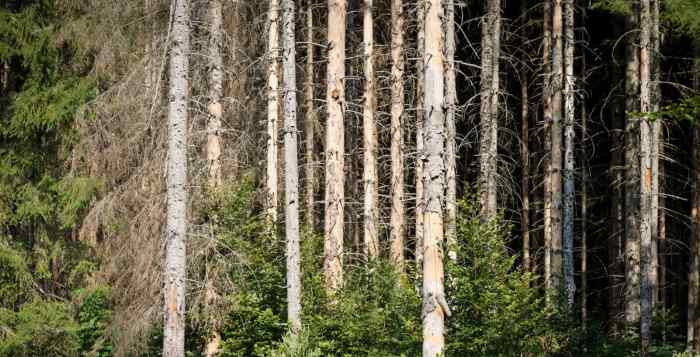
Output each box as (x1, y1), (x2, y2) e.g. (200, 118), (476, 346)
(478, 0), (501, 218)
(363, 0), (378, 259)
(304, 0), (316, 229)
(549, 0), (564, 299)
(267, 0), (281, 222)
(390, 0), (405, 269)
(445, 0), (457, 260)
(324, 0), (346, 292)
(163, 0), (190, 355)
(206, 0), (223, 187)
(690, 126), (700, 351)
(639, 1), (653, 352)
(624, 3), (641, 328)
(581, 75), (588, 325)
(415, 0), (425, 277)
(422, 0), (450, 355)
(281, 0), (302, 334)
(650, 0), (661, 308)
(562, 0), (575, 308)
(543, 0), (553, 298)
(520, 0), (531, 273)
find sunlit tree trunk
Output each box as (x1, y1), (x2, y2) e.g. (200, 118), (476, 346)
(206, 0), (223, 188)
(415, 0), (425, 278)
(163, 0), (190, 355)
(445, 0), (457, 260)
(549, 0), (564, 299)
(324, 0), (347, 292)
(281, 0), (301, 334)
(422, 0), (450, 355)
(266, 0), (281, 222)
(304, 0), (316, 229)
(390, 0), (405, 269)
(562, 0), (575, 308)
(478, 0), (501, 218)
(543, 0), (553, 298)
(363, 0), (378, 259)
(624, 3), (641, 328)
(650, 0), (661, 308)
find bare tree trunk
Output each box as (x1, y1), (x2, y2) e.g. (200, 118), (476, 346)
(324, 0), (346, 292)
(163, 0), (190, 355)
(415, 0), (425, 278)
(690, 126), (700, 351)
(549, 0), (564, 299)
(422, 1), (450, 355)
(304, 0), (317, 229)
(281, 0), (302, 334)
(562, 0), (575, 309)
(624, 3), (641, 328)
(543, 0), (553, 298)
(650, 0), (661, 308)
(520, 1), (531, 273)
(390, 0), (405, 269)
(478, 0), (501, 218)
(445, 0), (457, 260)
(206, 0), (223, 187)
(639, 1), (653, 352)
(267, 0), (281, 222)
(581, 79), (588, 324)
(363, 0), (378, 259)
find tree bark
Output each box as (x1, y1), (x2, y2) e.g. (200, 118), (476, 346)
(324, 0), (346, 293)
(690, 126), (700, 351)
(478, 0), (501, 218)
(549, 0), (564, 299)
(304, 0), (317, 229)
(422, 0), (450, 355)
(624, 3), (641, 328)
(163, 0), (190, 355)
(390, 0), (405, 269)
(445, 0), (457, 261)
(363, 0), (378, 259)
(650, 0), (661, 308)
(206, 0), (223, 188)
(267, 0), (281, 222)
(520, 0), (531, 273)
(562, 0), (575, 309)
(281, 0), (301, 334)
(415, 0), (425, 278)
(543, 0), (553, 299)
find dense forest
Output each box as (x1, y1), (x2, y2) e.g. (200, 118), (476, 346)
(5, 0), (700, 355)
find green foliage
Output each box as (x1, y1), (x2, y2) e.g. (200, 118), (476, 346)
(76, 287), (113, 356)
(445, 199), (553, 356)
(269, 330), (322, 357)
(664, 0), (700, 36)
(590, 0), (631, 15)
(0, 300), (79, 356)
(0, 242), (32, 307)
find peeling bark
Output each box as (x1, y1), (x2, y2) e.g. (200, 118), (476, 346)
(363, 0), (379, 259)
(390, 0), (405, 269)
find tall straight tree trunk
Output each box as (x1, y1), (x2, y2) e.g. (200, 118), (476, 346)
(581, 76), (588, 324)
(690, 125), (700, 351)
(204, 3), (223, 353)
(415, 0), (425, 275)
(390, 0), (405, 268)
(478, 0), (501, 218)
(422, 0), (450, 355)
(207, 0), (223, 187)
(624, 3), (641, 328)
(639, 1), (653, 352)
(549, 0), (564, 299)
(282, 0), (301, 333)
(363, 0), (379, 259)
(445, 0), (457, 259)
(267, 0), (281, 222)
(650, 0), (661, 307)
(163, 0), (190, 355)
(324, 0), (347, 292)
(543, 0), (553, 297)
(520, 0), (531, 273)
(562, 0), (575, 308)
(304, 0), (316, 229)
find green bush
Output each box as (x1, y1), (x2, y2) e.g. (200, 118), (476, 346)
(76, 287), (113, 356)
(0, 300), (79, 356)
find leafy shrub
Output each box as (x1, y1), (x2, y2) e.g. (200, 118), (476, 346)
(0, 300), (79, 356)
(76, 286), (113, 356)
